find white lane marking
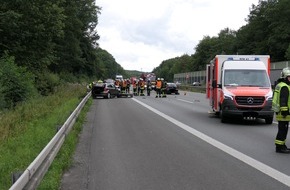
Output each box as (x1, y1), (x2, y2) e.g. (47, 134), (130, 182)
(132, 98), (290, 187)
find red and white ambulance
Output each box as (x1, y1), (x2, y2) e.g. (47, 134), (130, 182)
(206, 55), (274, 124)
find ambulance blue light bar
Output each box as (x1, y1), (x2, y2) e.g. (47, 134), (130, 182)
(227, 57), (260, 61)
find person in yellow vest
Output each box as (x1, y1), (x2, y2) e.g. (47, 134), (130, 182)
(87, 82), (93, 92)
(272, 67), (290, 153)
(139, 78), (145, 96)
(147, 79), (151, 96)
(155, 78), (162, 98)
(161, 78), (167, 98)
(88, 82), (93, 89)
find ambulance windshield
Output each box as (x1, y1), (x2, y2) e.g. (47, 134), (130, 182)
(223, 70), (271, 87)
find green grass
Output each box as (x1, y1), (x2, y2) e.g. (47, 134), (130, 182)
(38, 98), (92, 189)
(0, 84), (89, 190)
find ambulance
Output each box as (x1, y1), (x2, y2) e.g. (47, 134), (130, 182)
(206, 55), (274, 124)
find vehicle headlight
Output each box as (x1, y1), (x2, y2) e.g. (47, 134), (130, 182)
(224, 93), (234, 100)
(265, 90), (273, 101)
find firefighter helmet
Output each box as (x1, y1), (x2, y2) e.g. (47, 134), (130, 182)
(281, 67), (290, 79)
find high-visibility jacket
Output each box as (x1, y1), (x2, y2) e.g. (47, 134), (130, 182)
(272, 82), (290, 121)
(156, 80), (162, 89)
(122, 80), (127, 88)
(132, 81), (137, 88)
(127, 80), (130, 87)
(161, 81), (166, 88)
(140, 81), (145, 89)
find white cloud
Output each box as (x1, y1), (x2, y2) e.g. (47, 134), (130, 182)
(97, 0), (259, 72)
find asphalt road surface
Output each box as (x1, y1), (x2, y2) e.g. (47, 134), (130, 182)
(61, 90), (290, 190)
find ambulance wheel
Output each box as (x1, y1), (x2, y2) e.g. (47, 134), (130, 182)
(265, 117), (273, 124)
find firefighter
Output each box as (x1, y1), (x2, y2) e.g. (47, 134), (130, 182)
(155, 78), (162, 98)
(121, 79), (127, 93)
(120, 79), (123, 93)
(126, 79), (131, 93)
(115, 79), (120, 88)
(272, 67), (290, 153)
(139, 78), (145, 96)
(132, 79), (137, 95)
(87, 82), (93, 92)
(88, 82), (93, 89)
(147, 79), (151, 96)
(137, 79), (141, 96)
(161, 78), (167, 98)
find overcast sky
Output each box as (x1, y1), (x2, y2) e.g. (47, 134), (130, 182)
(96, 0), (259, 72)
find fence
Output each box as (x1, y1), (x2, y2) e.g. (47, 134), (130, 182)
(174, 61), (289, 86)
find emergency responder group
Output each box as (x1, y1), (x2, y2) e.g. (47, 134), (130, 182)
(155, 78), (167, 98)
(87, 77), (168, 98)
(130, 77), (167, 97)
(132, 78), (145, 96)
(115, 78), (131, 94)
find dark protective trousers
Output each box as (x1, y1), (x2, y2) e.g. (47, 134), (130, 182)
(276, 121), (289, 146)
(156, 88), (161, 97)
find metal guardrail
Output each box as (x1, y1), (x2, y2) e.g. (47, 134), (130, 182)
(9, 91), (91, 190)
(178, 85), (206, 93)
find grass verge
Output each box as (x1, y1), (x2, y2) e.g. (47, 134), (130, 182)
(38, 98), (92, 189)
(0, 84), (89, 190)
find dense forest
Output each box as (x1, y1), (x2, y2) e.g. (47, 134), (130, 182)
(1, 0), (290, 109)
(0, 0), (127, 110)
(153, 0), (290, 81)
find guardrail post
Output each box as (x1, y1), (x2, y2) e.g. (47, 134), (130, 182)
(11, 171), (23, 184)
(56, 125), (62, 132)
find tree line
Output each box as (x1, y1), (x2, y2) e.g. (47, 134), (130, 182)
(0, 0), (126, 110)
(153, 0), (290, 82)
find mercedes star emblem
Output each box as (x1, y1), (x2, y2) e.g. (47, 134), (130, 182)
(247, 97), (254, 104)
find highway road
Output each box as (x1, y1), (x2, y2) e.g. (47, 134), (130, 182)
(61, 90), (290, 190)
